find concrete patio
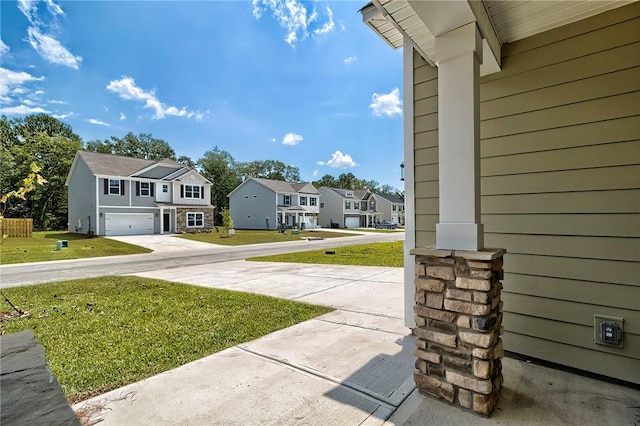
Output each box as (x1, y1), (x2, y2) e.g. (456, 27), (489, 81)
(73, 261), (639, 425)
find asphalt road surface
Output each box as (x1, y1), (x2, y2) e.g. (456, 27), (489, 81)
(0, 232), (404, 288)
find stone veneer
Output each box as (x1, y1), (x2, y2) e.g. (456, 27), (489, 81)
(176, 207), (214, 233)
(409, 246), (505, 416)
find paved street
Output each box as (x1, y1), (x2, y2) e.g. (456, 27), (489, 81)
(0, 231), (403, 288)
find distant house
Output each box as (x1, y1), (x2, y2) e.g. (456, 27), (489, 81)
(228, 177), (320, 230)
(374, 192), (405, 225)
(317, 187), (387, 228)
(65, 151), (214, 236)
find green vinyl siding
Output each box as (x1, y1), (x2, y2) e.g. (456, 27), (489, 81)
(412, 2), (640, 383)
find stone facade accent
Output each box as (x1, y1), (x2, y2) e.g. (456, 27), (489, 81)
(410, 247), (505, 416)
(176, 207), (214, 233)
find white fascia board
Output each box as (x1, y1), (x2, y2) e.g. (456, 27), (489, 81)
(65, 151), (81, 186)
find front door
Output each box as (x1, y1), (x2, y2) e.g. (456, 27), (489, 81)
(163, 212), (171, 232)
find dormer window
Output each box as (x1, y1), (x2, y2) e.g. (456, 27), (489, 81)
(345, 191), (354, 197)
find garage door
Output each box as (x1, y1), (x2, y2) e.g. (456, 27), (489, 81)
(105, 213), (154, 236)
(345, 217), (360, 228)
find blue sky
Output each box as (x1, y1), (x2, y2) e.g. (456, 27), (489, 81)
(1, 0), (404, 189)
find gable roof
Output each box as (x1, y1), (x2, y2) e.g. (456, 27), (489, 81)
(233, 177), (319, 196)
(75, 151), (187, 179)
(375, 192), (404, 204)
(320, 187), (371, 200)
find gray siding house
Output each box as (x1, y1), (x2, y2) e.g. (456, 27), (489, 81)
(374, 192), (405, 225)
(317, 187), (386, 228)
(66, 151), (214, 236)
(362, 0), (640, 387)
(228, 178), (319, 230)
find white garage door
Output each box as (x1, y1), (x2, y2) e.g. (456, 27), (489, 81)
(105, 213), (154, 236)
(345, 217), (360, 228)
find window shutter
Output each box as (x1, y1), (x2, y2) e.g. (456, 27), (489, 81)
(180, 185), (184, 198)
(121, 180), (125, 196)
(136, 181), (140, 196)
(201, 186), (204, 199)
(104, 179), (108, 194)
(150, 183), (155, 196)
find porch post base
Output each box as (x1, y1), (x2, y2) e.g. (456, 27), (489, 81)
(436, 223), (484, 251)
(410, 246), (505, 416)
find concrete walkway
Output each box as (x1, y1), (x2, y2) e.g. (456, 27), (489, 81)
(107, 234), (224, 252)
(73, 261), (639, 425)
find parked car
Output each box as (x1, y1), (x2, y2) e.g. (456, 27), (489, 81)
(375, 220), (398, 229)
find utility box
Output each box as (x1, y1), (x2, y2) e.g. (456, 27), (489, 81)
(594, 314), (624, 348)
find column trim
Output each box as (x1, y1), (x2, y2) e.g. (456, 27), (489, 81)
(403, 39), (416, 329)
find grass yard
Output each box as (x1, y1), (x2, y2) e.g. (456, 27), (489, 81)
(248, 241), (404, 267)
(0, 232), (151, 265)
(352, 228), (405, 233)
(0, 276), (332, 402)
(178, 229), (359, 246)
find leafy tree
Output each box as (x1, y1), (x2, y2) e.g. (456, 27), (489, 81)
(1, 114), (82, 230)
(197, 147), (241, 225)
(312, 174), (337, 189)
(236, 159), (300, 182)
(177, 155), (196, 168)
(84, 132), (175, 160)
(1, 162), (47, 217)
(221, 208), (234, 237)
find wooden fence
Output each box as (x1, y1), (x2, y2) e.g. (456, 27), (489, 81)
(0, 218), (33, 238)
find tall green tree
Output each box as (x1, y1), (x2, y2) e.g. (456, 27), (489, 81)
(1, 114), (82, 230)
(84, 132), (176, 160)
(197, 147), (241, 225)
(236, 159), (300, 182)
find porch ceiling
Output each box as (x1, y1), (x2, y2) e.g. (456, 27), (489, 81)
(361, 0), (633, 74)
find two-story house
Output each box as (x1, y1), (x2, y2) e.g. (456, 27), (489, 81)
(228, 177), (320, 230)
(65, 151), (214, 236)
(374, 192), (405, 226)
(317, 187), (384, 228)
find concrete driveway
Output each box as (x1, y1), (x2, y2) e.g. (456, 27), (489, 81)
(107, 234), (222, 252)
(73, 260), (639, 425)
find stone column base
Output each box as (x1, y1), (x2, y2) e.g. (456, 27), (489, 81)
(409, 246), (506, 416)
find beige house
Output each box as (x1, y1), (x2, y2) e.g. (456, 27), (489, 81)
(361, 0), (640, 401)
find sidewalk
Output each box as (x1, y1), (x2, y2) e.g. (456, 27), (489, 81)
(74, 261), (639, 425)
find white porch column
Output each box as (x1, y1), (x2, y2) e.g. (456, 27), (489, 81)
(434, 22), (484, 251)
(160, 208), (164, 234)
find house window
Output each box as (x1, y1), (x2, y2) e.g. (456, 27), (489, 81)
(184, 185), (201, 199)
(310, 197), (317, 206)
(284, 195), (290, 205)
(109, 179), (120, 195)
(300, 196), (307, 206)
(345, 201), (351, 209)
(140, 182), (150, 197)
(361, 201), (367, 210)
(162, 184), (168, 193)
(187, 212), (204, 227)
(393, 205), (397, 211)
(320, 202), (324, 208)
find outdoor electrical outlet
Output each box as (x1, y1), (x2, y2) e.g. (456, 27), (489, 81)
(594, 314), (624, 348)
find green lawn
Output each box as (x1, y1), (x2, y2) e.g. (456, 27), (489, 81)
(248, 241), (404, 267)
(178, 229), (359, 246)
(0, 276), (332, 402)
(352, 228), (405, 233)
(0, 232), (151, 265)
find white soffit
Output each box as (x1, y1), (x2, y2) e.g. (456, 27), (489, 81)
(362, 0), (634, 74)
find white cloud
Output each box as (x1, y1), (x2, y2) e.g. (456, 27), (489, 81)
(339, 20), (346, 31)
(252, 0), (335, 46)
(34, 90), (44, 95)
(18, 0), (81, 69)
(52, 112), (73, 119)
(314, 7), (334, 35)
(316, 160), (325, 166)
(312, 170), (318, 177)
(27, 27), (82, 69)
(119, 112), (126, 121)
(269, 137), (277, 143)
(370, 87), (402, 118)
(327, 151), (357, 169)
(282, 132), (303, 146)
(87, 118), (110, 127)
(344, 56), (356, 64)
(0, 39), (9, 55)
(0, 105), (49, 115)
(48, 99), (67, 104)
(106, 76), (204, 121)
(0, 67), (45, 103)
